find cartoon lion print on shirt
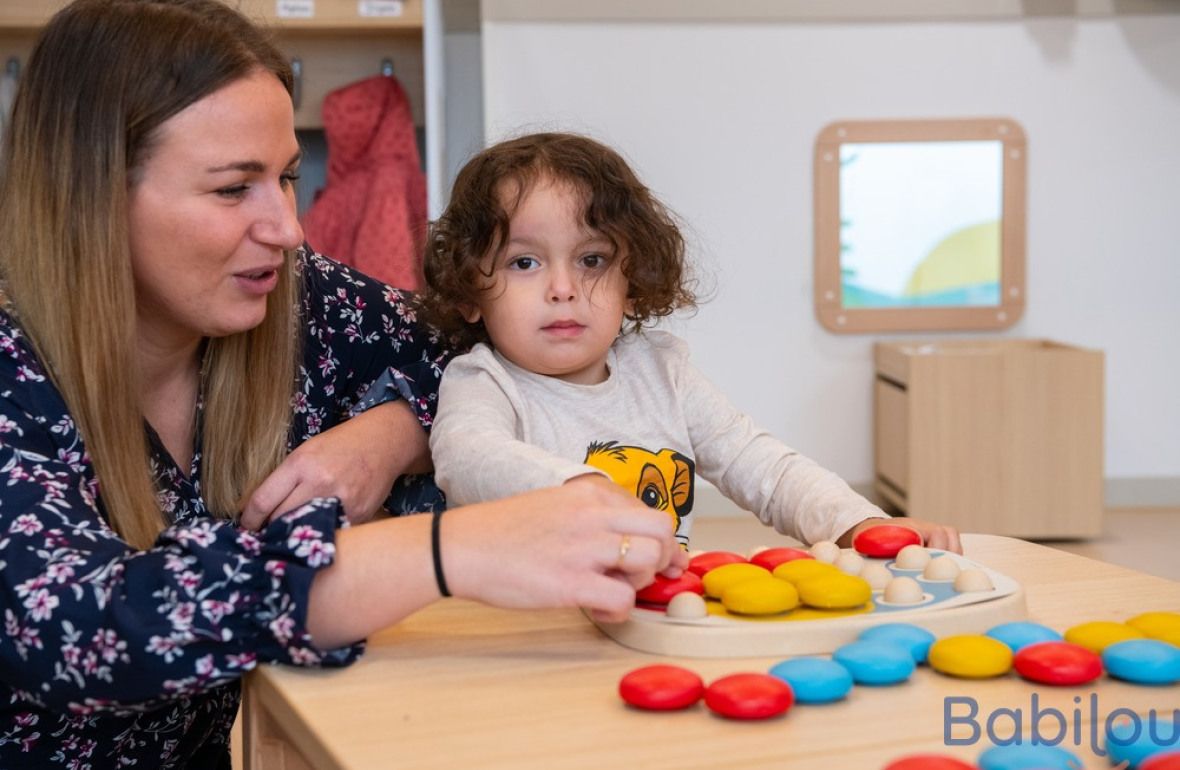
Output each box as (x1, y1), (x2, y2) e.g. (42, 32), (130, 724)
(584, 441), (695, 536)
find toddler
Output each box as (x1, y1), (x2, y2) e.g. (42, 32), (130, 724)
(419, 132), (959, 552)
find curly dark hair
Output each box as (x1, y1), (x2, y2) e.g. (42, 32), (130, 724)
(418, 132), (697, 352)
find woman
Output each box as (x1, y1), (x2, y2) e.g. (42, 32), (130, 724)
(0, 1), (683, 767)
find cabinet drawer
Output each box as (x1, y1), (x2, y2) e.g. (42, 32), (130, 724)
(874, 377), (908, 495)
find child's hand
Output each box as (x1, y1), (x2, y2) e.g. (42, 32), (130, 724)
(838, 517), (962, 555)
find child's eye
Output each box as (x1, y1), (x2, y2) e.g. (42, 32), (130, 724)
(580, 253), (609, 269)
(507, 255), (540, 271)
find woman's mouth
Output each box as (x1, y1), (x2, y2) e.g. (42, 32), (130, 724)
(234, 268), (280, 294)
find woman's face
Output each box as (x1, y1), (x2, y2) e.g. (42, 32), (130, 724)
(127, 69), (303, 350)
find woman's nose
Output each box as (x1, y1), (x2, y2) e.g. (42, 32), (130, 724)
(253, 185), (304, 250)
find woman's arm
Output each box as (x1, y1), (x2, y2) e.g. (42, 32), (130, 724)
(305, 475), (687, 648)
(0, 421), (358, 714)
(240, 399), (430, 529)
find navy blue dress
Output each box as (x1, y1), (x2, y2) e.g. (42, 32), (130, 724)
(0, 250), (447, 768)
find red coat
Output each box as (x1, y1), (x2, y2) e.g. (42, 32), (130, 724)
(301, 74), (426, 290)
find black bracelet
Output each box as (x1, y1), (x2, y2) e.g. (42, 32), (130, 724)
(431, 508), (451, 598)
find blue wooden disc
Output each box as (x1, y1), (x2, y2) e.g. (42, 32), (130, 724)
(1103, 639), (1180, 685)
(985, 621), (1062, 653)
(977, 744), (1081, 770)
(1107, 715), (1180, 767)
(832, 640), (915, 685)
(859, 623), (938, 663)
(767, 657), (853, 703)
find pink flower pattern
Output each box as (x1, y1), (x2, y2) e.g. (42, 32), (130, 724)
(0, 250), (448, 767)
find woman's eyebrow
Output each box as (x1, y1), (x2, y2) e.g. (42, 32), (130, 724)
(206, 151), (302, 174)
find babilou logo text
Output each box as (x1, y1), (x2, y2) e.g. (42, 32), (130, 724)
(945, 694), (1179, 757)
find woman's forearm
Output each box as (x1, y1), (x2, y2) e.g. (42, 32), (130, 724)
(305, 512), (438, 648)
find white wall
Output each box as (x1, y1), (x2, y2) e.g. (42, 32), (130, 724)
(479, 14), (1180, 492)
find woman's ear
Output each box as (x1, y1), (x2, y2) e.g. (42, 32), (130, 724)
(460, 304), (482, 323)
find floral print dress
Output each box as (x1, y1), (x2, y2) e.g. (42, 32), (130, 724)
(0, 249), (447, 768)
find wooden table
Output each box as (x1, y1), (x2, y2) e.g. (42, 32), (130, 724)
(243, 524), (1180, 769)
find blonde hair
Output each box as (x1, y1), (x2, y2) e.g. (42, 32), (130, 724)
(0, 0), (300, 549)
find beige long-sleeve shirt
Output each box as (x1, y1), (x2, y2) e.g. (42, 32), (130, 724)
(430, 331), (886, 546)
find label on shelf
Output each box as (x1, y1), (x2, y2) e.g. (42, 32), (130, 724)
(276, 0), (314, 18)
(358, 0), (405, 17)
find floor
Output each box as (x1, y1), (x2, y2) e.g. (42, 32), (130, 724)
(1032, 506), (1180, 582)
(232, 506), (1179, 768)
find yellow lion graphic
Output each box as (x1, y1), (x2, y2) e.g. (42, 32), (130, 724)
(584, 441), (695, 533)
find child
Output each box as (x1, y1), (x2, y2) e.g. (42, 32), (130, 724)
(419, 132), (960, 552)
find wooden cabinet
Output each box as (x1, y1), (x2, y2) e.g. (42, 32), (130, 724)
(0, 1), (425, 130)
(874, 339), (1104, 538)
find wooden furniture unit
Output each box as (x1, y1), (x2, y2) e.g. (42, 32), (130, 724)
(243, 530), (1179, 770)
(874, 339), (1104, 538)
(0, 0), (426, 130)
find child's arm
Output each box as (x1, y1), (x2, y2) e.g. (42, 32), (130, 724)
(664, 337), (889, 545)
(430, 349), (605, 505)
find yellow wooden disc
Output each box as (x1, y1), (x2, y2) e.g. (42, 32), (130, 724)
(928, 635), (1013, 679)
(721, 576), (800, 616)
(1125, 612), (1180, 647)
(772, 559), (840, 586)
(795, 572), (872, 610)
(1064, 621), (1146, 653)
(700, 563), (770, 599)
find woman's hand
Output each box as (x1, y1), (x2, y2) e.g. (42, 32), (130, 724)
(307, 477), (688, 648)
(837, 516), (963, 554)
(240, 400), (431, 530)
(443, 476), (688, 623)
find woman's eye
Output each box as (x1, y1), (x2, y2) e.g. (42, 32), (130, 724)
(216, 184), (249, 199)
(280, 172), (301, 188)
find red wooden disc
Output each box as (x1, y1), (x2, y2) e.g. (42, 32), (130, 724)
(1143, 753), (1180, 770)
(853, 525), (923, 558)
(704, 673), (794, 720)
(749, 547), (814, 571)
(687, 551), (747, 578)
(635, 571), (705, 605)
(1014, 641), (1104, 685)
(883, 755), (977, 770)
(618, 665), (704, 711)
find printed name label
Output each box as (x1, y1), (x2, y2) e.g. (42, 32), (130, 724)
(276, 0), (314, 18)
(359, 0), (405, 17)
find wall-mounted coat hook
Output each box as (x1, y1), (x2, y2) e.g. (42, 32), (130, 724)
(290, 57), (303, 110)
(380, 58), (395, 77)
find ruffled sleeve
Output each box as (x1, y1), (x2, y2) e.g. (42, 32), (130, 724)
(0, 313), (359, 717)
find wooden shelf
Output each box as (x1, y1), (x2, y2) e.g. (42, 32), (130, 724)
(0, 0), (423, 30)
(0, 1), (426, 130)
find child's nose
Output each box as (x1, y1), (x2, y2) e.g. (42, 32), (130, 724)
(548, 264), (577, 302)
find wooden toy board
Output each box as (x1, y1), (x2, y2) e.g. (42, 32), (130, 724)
(593, 549), (1027, 658)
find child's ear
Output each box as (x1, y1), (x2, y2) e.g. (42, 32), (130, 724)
(460, 304), (482, 323)
(625, 297), (636, 317)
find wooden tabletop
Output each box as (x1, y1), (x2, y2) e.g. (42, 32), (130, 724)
(243, 523), (1180, 769)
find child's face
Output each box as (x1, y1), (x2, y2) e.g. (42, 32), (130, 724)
(465, 177), (632, 385)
